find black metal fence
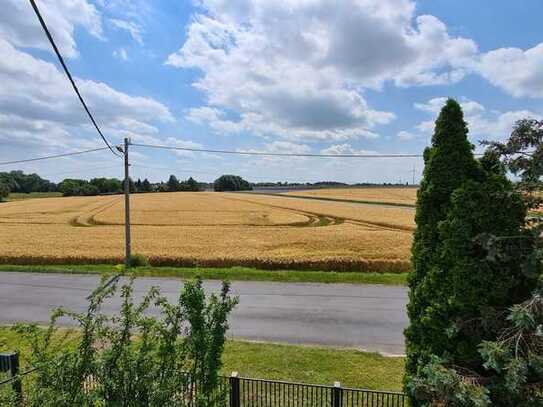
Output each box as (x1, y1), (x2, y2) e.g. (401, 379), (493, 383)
(1, 353), (406, 406)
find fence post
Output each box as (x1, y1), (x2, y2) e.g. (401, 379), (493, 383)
(332, 381), (342, 407)
(1, 352), (22, 404)
(229, 371), (240, 407)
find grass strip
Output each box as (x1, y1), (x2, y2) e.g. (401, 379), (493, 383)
(0, 264), (407, 285)
(0, 327), (404, 391)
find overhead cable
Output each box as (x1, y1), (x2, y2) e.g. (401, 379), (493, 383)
(0, 147), (110, 166)
(131, 143), (425, 158)
(28, 0), (121, 157)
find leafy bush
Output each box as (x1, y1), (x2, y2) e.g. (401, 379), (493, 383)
(213, 175), (252, 192)
(3, 276), (238, 407)
(127, 253), (150, 268)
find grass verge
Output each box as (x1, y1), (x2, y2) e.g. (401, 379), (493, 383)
(0, 327), (404, 391)
(0, 264), (407, 285)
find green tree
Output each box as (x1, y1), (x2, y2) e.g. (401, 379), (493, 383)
(213, 175), (252, 192)
(407, 119), (543, 406)
(167, 175), (180, 192)
(187, 176), (199, 191)
(405, 99), (481, 398)
(0, 181), (9, 201)
(141, 178), (152, 192)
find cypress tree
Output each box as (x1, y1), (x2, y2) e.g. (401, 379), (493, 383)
(404, 99), (481, 395)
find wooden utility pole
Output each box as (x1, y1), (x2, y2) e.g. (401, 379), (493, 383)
(123, 137), (131, 267)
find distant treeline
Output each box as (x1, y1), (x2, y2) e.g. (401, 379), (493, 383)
(0, 170), (205, 198)
(0, 170), (412, 201)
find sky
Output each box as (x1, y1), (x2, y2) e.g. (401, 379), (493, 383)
(0, 0), (542, 185)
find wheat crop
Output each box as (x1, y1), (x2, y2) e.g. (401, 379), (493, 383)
(0, 191), (414, 272)
(284, 187), (418, 206)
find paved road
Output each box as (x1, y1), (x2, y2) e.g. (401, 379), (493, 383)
(0, 272), (408, 355)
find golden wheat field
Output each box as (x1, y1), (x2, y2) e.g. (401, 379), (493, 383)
(284, 187), (418, 206)
(0, 191), (415, 272)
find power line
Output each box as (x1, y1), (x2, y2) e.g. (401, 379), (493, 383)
(0, 147), (110, 167)
(28, 0), (121, 158)
(131, 143), (425, 158)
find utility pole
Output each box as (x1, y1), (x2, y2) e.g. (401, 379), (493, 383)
(411, 164), (416, 186)
(122, 138), (131, 267)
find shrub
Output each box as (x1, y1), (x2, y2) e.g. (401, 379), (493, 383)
(4, 276), (238, 407)
(127, 253), (150, 268)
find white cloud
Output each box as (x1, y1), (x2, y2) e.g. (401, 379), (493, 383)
(0, 0), (103, 58)
(110, 18), (143, 45)
(414, 97), (485, 116)
(0, 38), (173, 158)
(412, 97), (541, 142)
(113, 48), (128, 60)
(320, 144), (376, 155)
(476, 43), (543, 98)
(167, 0), (477, 143)
(397, 131), (417, 141)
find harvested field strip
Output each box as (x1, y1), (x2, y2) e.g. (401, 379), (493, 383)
(283, 187), (418, 207)
(253, 191), (417, 208)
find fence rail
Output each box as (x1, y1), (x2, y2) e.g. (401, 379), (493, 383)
(0, 353), (406, 406)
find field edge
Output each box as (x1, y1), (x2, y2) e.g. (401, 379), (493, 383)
(0, 264), (408, 285)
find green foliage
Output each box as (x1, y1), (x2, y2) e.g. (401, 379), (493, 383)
(408, 117), (543, 405)
(405, 99), (482, 390)
(166, 175), (201, 192)
(89, 178), (122, 194)
(167, 174), (180, 192)
(126, 253), (150, 268)
(0, 170), (56, 194)
(213, 175), (252, 192)
(408, 356), (491, 407)
(419, 174), (535, 368)
(0, 181), (9, 201)
(141, 178), (152, 192)
(3, 276), (238, 407)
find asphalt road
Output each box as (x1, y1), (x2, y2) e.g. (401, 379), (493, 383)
(0, 272), (408, 355)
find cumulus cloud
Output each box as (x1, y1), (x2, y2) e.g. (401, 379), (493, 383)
(167, 0), (478, 143)
(0, 38), (172, 156)
(0, 0), (103, 58)
(476, 43), (543, 98)
(411, 97), (541, 142)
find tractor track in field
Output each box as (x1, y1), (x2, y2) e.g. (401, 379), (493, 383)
(223, 195), (413, 233)
(69, 197), (123, 227)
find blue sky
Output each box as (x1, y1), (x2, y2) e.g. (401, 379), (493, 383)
(0, 0), (542, 184)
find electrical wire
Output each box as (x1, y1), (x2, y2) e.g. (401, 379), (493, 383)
(28, 0), (121, 158)
(131, 143), (425, 158)
(0, 147), (111, 167)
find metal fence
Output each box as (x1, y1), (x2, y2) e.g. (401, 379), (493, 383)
(1, 353), (406, 406)
(227, 374), (407, 407)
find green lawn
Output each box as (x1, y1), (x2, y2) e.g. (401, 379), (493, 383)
(0, 327), (404, 391)
(0, 264), (408, 285)
(6, 192), (62, 201)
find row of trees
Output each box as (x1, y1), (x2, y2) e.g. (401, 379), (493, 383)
(406, 100), (543, 405)
(0, 171), (258, 200)
(0, 170), (56, 197)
